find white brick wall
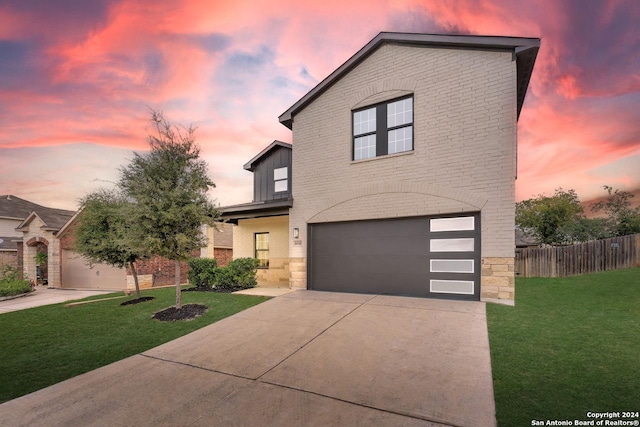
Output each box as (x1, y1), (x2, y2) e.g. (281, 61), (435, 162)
(289, 44), (517, 268)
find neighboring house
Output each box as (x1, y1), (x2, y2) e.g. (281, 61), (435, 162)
(1, 194), (232, 290)
(515, 229), (540, 249)
(0, 195), (74, 286)
(222, 32), (539, 303)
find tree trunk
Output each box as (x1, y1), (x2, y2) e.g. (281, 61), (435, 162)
(129, 261), (141, 299)
(175, 260), (182, 309)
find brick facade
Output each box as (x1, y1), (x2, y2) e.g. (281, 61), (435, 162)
(213, 248), (233, 267)
(127, 256), (190, 287)
(288, 44), (517, 301)
(0, 251), (18, 272)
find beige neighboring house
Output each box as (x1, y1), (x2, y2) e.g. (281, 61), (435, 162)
(222, 32), (540, 303)
(0, 195), (75, 287)
(0, 195), (232, 290)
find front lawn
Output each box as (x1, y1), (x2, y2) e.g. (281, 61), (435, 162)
(0, 287), (269, 403)
(487, 268), (640, 426)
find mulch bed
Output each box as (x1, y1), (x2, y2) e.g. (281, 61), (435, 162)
(120, 296), (155, 306)
(182, 286), (246, 294)
(152, 304), (208, 322)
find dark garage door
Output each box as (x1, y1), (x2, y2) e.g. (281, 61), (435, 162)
(308, 214), (480, 300)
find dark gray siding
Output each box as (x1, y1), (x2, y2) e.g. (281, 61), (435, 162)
(252, 146), (292, 202)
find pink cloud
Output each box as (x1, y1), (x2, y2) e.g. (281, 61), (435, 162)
(0, 0), (638, 209)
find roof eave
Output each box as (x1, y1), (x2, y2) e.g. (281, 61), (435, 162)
(278, 32), (540, 128)
(243, 140), (292, 171)
(219, 199), (292, 225)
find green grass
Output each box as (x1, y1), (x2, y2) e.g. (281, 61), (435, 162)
(487, 268), (640, 426)
(0, 287), (269, 403)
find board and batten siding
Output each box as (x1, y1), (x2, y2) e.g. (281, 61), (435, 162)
(252, 146), (292, 203)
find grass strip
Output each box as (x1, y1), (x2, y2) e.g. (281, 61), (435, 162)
(0, 287), (269, 403)
(487, 268), (640, 426)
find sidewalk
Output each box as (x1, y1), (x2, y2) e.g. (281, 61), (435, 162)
(0, 287), (115, 314)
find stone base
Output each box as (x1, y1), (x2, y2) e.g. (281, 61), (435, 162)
(257, 258), (290, 288)
(127, 274), (153, 290)
(481, 257), (515, 302)
(288, 257), (307, 289)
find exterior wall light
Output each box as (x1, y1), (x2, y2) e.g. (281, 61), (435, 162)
(293, 227), (299, 239)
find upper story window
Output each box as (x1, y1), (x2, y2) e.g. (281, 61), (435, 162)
(274, 167), (288, 192)
(352, 96), (413, 161)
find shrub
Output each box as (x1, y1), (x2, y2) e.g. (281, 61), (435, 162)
(214, 267), (236, 290)
(224, 258), (259, 289)
(187, 258), (218, 288)
(0, 267), (32, 297)
(186, 257), (259, 290)
(0, 265), (20, 282)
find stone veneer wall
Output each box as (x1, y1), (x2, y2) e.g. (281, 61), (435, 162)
(481, 258), (515, 300)
(21, 216), (61, 287)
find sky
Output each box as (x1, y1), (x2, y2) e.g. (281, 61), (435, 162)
(1, 0), (639, 211)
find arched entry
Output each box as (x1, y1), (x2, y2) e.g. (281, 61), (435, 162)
(26, 237), (49, 286)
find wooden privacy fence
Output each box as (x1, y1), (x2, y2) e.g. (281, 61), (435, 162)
(515, 234), (640, 278)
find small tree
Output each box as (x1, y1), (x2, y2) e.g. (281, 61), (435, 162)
(516, 188), (584, 245)
(75, 189), (145, 298)
(592, 185), (640, 237)
(119, 111), (218, 309)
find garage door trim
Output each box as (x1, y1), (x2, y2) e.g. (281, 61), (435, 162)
(307, 213), (481, 300)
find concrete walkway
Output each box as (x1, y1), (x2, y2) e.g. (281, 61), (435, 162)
(0, 291), (496, 426)
(0, 287), (115, 314)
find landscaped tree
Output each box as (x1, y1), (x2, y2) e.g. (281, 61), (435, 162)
(118, 111), (218, 309)
(75, 188), (145, 298)
(516, 188), (585, 245)
(592, 185), (640, 237)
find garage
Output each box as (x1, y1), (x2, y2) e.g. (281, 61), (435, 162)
(61, 249), (127, 290)
(308, 213), (480, 300)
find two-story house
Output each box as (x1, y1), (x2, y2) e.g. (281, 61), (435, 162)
(221, 32), (540, 303)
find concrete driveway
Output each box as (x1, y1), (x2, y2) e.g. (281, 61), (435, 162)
(0, 287), (115, 314)
(0, 291), (496, 426)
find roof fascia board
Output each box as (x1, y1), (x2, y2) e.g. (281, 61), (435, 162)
(56, 209), (81, 238)
(278, 32), (540, 128)
(15, 211), (43, 231)
(243, 140), (292, 171)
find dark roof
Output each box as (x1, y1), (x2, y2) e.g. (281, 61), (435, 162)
(219, 199), (292, 224)
(243, 140), (292, 172)
(279, 32), (540, 129)
(1, 195), (75, 232)
(0, 237), (19, 251)
(515, 229), (540, 248)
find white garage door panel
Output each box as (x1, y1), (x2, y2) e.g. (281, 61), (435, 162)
(61, 250), (126, 290)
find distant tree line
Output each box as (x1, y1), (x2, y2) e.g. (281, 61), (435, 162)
(516, 186), (640, 245)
